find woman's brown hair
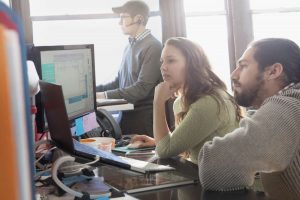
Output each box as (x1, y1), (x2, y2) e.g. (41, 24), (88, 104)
(165, 37), (242, 123)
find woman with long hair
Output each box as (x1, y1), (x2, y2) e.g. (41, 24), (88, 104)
(131, 37), (242, 164)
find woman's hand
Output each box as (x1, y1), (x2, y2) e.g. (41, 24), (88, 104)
(154, 82), (178, 105)
(129, 135), (156, 148)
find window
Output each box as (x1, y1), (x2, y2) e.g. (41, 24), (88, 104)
(250, 0), (300, 45)
(30, 0), (161, 85)
(1, 0), (10, 6)
(30, 0), (159, 16)
(250, 0), (300, 10)
(184, 0), (231, 90)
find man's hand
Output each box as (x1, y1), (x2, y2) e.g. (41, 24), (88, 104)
(96, 92), (106, 99)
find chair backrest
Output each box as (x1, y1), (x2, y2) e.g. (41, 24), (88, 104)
(165, 99), (175, 131)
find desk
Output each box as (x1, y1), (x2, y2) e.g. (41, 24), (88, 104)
(97, 103), (134, 112)
(99, 155), (272, 200)
(37, 155), (272, 200)
(134, 186), (268, 200)
(96, 99), (134, 112)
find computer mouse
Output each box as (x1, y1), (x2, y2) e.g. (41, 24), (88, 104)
(122, 140), (130, 146)
(122, 135), (132, 140)
(127, 140), (144, 149)
(115, 139), (130, 147)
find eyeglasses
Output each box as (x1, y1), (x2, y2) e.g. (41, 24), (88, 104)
(119, 15), (131, 23)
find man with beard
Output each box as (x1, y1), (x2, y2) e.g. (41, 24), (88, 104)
(198, 38), (300, 200)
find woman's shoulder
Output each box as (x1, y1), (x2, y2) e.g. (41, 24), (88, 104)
(187, 96), (219, 116)
(192, 94), (219, 107)
(190, 90), (233, 110)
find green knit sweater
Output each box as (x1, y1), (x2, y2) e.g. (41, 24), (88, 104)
(155, 91), (239, 164)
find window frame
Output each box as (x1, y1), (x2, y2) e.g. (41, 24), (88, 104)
(11, 0), (300, 75)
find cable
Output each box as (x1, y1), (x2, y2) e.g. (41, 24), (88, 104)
(52, 155), (109, 199)
(35, 139), (55, 176)
(35, 146), (56, 164)
(38, 131), (47, 141)
(34, 168), (52, 180)
(59, 156), (100, 172)
(35, 138), (53, 149)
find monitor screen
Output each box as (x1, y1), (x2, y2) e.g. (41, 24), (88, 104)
(29, 44), (96, 132)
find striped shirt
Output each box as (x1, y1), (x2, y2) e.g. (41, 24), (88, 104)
(128, 29), (151, 45)
(198, 82), (300, 200)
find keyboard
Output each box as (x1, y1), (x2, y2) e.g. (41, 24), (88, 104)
(73, 140), (174, 173)
(119, 156), (175, 173)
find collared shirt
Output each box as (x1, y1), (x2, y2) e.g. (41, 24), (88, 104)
(278, 82), (295, 95)
(128, 29), (151, 45)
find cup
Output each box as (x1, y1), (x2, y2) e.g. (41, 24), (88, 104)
(80, 138), (97, 144)
(80, 137), (116, 152)
(98, 142), (113, 152)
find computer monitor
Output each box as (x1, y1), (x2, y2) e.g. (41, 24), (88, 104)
(28, 44), (96, 132)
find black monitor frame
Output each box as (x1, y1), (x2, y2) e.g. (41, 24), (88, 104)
(27, 44), (96, 133)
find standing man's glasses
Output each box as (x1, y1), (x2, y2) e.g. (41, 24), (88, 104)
(119, 15), (131, 23)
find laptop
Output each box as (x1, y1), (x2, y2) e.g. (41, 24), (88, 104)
(39, 81), (174, 173)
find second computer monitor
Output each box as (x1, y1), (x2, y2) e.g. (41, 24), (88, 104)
(33, 44), (96, 132)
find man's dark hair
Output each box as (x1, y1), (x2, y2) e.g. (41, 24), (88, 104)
(249, 38), (300, 85)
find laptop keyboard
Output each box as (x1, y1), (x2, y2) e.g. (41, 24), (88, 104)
(73, 140), (174, 172)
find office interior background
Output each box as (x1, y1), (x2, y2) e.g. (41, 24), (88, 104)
(0, 1), (299, 200)
(3, 0), (300, 91)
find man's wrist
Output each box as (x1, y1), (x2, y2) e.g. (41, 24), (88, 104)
(96, 92), (106, 99)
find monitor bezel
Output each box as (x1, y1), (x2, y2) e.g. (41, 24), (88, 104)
(30, 44), (96, 132)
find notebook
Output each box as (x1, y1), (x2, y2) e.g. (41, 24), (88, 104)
(39, 81), (174, 173)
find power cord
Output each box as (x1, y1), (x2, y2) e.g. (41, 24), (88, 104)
(52, 155), (109, 199)
(35, 146), (56, 165)
(35, 138), (53, 149)
(35, 139), (54, 179)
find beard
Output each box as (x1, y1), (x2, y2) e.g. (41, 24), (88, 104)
(233, 74), (264, 107)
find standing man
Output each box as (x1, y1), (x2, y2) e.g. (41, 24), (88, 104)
(198, 38), (300, 200)
(96, 1), (162, 137)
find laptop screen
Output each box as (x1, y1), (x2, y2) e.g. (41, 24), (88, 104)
(39, 81), (75, 154)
